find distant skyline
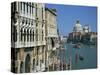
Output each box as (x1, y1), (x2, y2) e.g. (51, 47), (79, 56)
(46, 4), (97, 36)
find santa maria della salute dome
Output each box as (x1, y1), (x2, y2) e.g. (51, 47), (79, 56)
(73, 20), (83, 33)
(73, 20), (91, 33)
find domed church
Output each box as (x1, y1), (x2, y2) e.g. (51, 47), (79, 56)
(73, 20), (83, 33)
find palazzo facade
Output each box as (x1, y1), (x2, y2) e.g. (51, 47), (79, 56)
(11, 1), (59, 73)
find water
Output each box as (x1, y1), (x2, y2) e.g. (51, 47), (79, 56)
(65, 43), (97, 70)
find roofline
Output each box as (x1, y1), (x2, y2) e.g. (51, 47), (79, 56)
(45, 8), (57, 16)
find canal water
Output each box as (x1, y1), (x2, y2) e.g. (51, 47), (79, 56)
(65, 43), (97, 70)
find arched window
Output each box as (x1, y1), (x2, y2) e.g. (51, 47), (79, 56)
(42, 30), (43, 41)
(22, 18), (24, 24)
(13, 26), (17, 42)
(27, 29), (29, 42)
(33, 30), (34, 42)
(24, 29), (26, 42)
(36, 29), (38, 41)
(20, 28), (23, 41)
(29, 30), (32, 42)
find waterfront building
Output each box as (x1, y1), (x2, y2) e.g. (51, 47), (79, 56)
(67, 20), (96, 44)
(81, 32), (97, 45)
(60, 36), (67, 43)
(11, 2), (46, 73)
(45, 8), (59, 71)
(83, 25), (91, 33)
(68, 32), (82, 43)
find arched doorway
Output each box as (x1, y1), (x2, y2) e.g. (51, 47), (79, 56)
(25, 54), (31, 73)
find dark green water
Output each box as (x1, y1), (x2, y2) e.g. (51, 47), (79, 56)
(65, 44), (97, 70)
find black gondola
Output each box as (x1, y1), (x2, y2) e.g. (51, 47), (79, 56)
(79, 55), (84, 61)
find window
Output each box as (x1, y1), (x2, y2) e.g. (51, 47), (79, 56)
(29, 19), (30, 25)
(30, 6), (31, 14)
(42, 30), (43, 41)
(28, 5), (30, 14)
(26, 19), (27, 24)
(22, 17), (25, 24)
(27, 3), (28, 13)
(36, 4), (37, 17)
(36, 20), (38, 27)
(42, 46), (44, 63)
(13, 26), (17, 42)
(20, 2), (22, 12)
(31, 20), (33, 25)
(42, 7), (44, 27)
(42, 7), (43, 19)
(21, 28), (23, 41)
(36, 29), (38, 41)
(33, 30), (34, 41)
(27, 29), (29, 42)
(30, 30), (32, 42)
(24, 29), (26, 42)
(36, 47), (39, 65)
(32, 6), (33, 14)
(23, 2), (25, 14)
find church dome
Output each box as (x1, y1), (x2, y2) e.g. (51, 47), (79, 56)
(73, 20), (83, 32)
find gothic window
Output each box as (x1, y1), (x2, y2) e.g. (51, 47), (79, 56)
(26, 19), (28, 25)
(22, 18), (24, 24)
(24, 29), (26, 42)
(42, 30), (43, 41)
(36, 47), (39, 65)
(21, 28), (23, 41)
(36, 29), (38, 41)
(33, 30), (34, 41)
(27, 29), (29, 42)
(30, 30), (32, 42)
(36, 4), (37, 17)
(27, 3), (28, 13)
(31, 20), (33, 25)
(13, 26), (17, 42)
(32, 6), (33, 14)
(30, 6), (31, 14)
(20, 2), (22, 12)
(23, 2), (25, 14)
(29, 19), (30, 25)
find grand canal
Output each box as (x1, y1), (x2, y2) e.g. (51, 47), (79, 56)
(58, 43), (97, 70)
(65, 43), (97, 70)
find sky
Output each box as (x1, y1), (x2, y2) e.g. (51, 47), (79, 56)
(46, 4), (97, 36)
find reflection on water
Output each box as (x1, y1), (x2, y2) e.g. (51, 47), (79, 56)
(65, 43), (97, 69)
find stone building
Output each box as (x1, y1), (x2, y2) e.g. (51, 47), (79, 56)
(11, 2), (46, 73)
(81, 32), (97, 45)
(45, 8), (59, 71)
(67, 32), (82, 43)
(67, 20), (97, 44)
